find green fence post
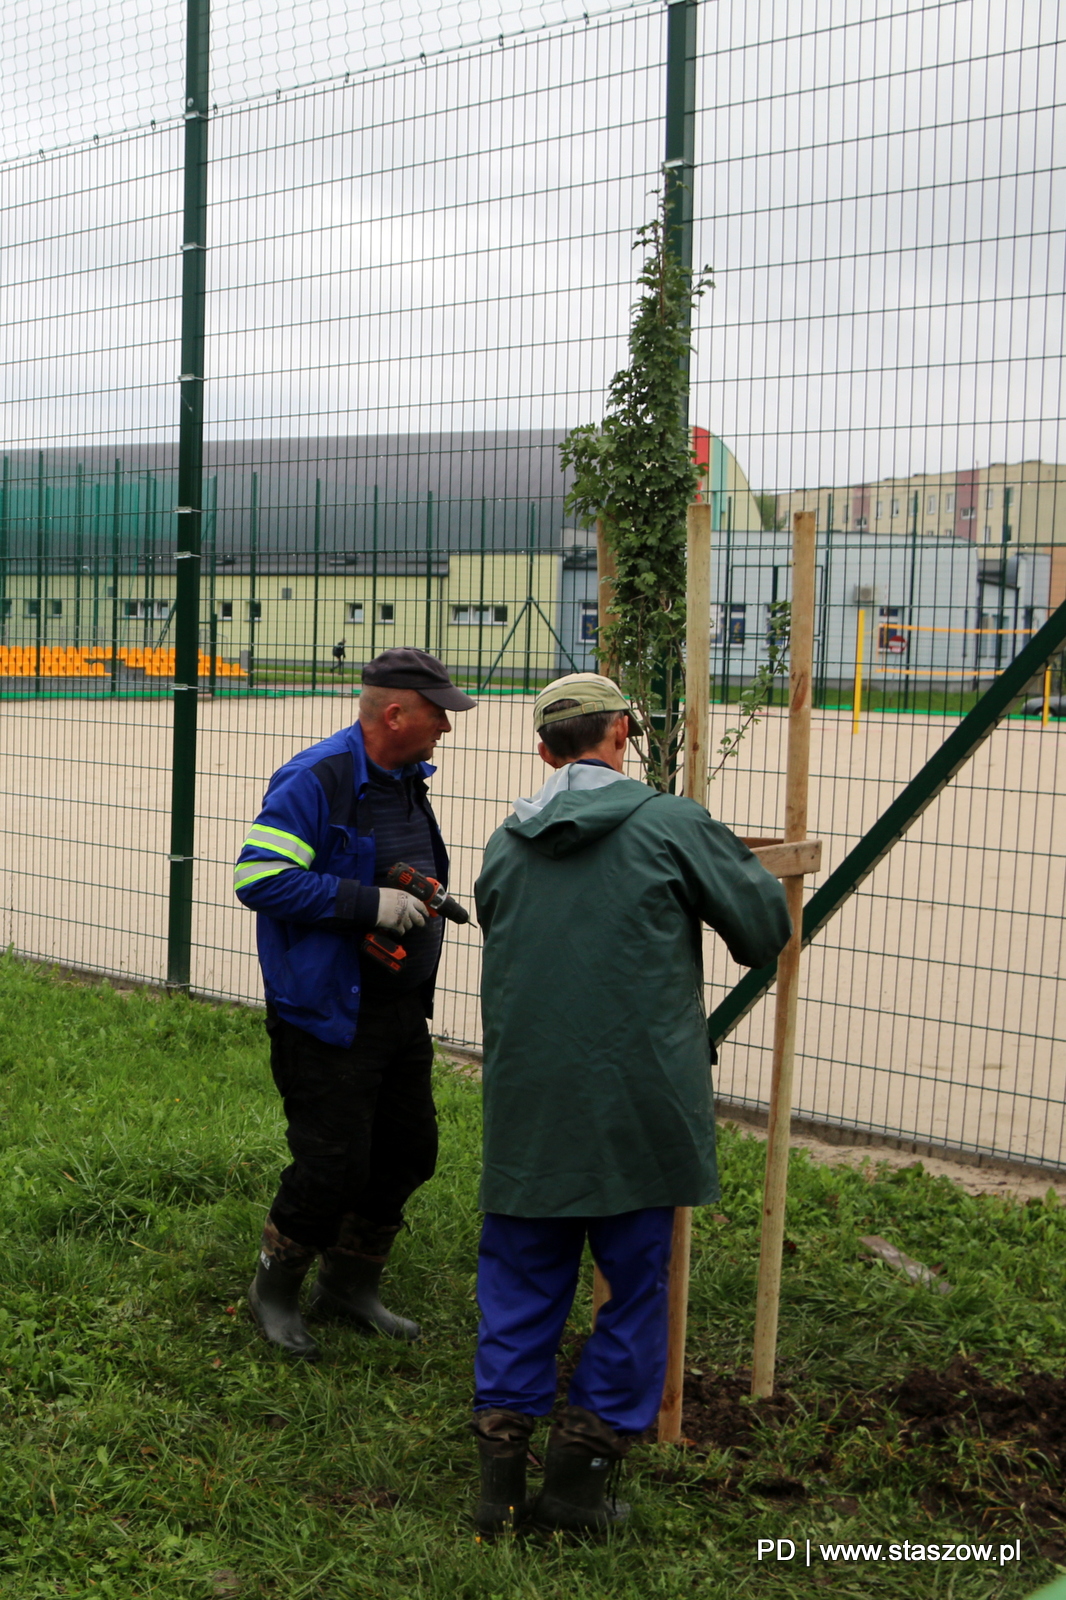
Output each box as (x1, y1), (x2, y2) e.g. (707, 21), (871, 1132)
(664, 0), (695, 299)
(661, 0), (699, 1449)
(166, 0), (210, 993)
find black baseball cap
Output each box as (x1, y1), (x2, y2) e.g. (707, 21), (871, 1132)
(360, 647), (477, 711)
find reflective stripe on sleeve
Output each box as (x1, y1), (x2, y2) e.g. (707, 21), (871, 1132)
(241, 824), (315, 868)
(233, 861), (294, 892)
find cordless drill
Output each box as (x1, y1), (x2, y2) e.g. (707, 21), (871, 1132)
(361, 861), (470, 974)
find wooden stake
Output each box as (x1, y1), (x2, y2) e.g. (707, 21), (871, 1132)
(591, 1267), (611, 1328)
(751, 510), (816, 1400)
(658, 501), (712, 1444)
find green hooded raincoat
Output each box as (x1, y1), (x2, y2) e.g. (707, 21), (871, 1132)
(475, 770), (792, 1216)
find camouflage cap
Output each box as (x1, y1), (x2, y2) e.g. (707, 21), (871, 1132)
(533, 672), (631, 730)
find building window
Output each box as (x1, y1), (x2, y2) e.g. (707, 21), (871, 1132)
(961, 507), (975, 520)
(25, 599), (63, 617)
(877, 606), (908, 655)
(219, 601), (233, 621)
(855, 516), (868, 529)
(580, 601), (597, 643)
(451, 604), (508, 625)
(0, 598), (10, 619)
(926, 495), (937, 514)
(247, 601), (262, 621)
(875, 501), (883, 518)
(378, 603), (394, 624)
(944, 492), (955, 512)
(347, 602), (364, 624)
(281, 587), (293, 601)
(124, 599), (169, 619)
(983, 526), (992, 541)
(986, 488), (995, 508)
(891, 498), (900, 516)
(711, 604), (748, 645)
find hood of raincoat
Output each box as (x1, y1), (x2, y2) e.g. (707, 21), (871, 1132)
(505, 766), (658, 858)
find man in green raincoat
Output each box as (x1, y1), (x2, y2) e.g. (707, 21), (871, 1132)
(469, 673), (792, 1533)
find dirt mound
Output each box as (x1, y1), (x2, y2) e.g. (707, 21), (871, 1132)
(676, 1357), (1066, 1557)
(892, 1355), (1066, 1453)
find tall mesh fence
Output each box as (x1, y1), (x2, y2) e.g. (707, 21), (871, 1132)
(2, 0), (1064, 1169)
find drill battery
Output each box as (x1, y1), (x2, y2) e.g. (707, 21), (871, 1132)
(360, 861), (470, 973)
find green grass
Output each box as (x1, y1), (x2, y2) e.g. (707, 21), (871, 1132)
(1, 953), (1064, 1598)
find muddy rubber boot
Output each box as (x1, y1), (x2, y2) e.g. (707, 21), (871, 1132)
(247, 1218), (321, 1359)
(308, 1214), (419, 1341)
(470, 1409), (536, 1535)
(531, 1406), (630, 1533)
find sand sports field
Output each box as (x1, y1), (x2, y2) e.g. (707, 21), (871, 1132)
(2, 687), (1063, 1170)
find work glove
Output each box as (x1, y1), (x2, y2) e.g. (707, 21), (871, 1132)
(375, 887), (428, 936)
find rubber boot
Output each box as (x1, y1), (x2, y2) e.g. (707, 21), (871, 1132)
(308, 1214), (420, 1341)
(247, 1218), (321, 1360)
(531, 1406), (630, 1532)
(470, 1409), (536, 1535)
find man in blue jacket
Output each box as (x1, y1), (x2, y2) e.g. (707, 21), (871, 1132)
(234, 648), (476, 1359)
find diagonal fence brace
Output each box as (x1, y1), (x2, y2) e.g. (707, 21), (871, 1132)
(708, 596), (1066, 1048)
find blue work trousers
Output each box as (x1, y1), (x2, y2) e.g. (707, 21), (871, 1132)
(474, 1207), (675, 1434)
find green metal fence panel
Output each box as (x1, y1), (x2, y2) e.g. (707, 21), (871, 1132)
(2, 0), (1065, 1169)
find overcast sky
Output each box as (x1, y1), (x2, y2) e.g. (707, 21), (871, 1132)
(3, 0), (1063, 492)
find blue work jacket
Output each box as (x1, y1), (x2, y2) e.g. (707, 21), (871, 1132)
(233, 720), (449, 1046)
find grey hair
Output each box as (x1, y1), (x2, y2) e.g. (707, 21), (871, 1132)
(537, 700), (628, 760)
(357, 684), (426, 723)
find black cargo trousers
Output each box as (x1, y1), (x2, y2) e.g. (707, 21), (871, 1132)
(265, 991), (438, 1250)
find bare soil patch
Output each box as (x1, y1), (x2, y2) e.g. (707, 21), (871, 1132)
(674, 1357), (1066, 1558)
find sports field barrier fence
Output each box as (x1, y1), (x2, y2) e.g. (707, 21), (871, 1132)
(3, 0), (1065, 1174)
